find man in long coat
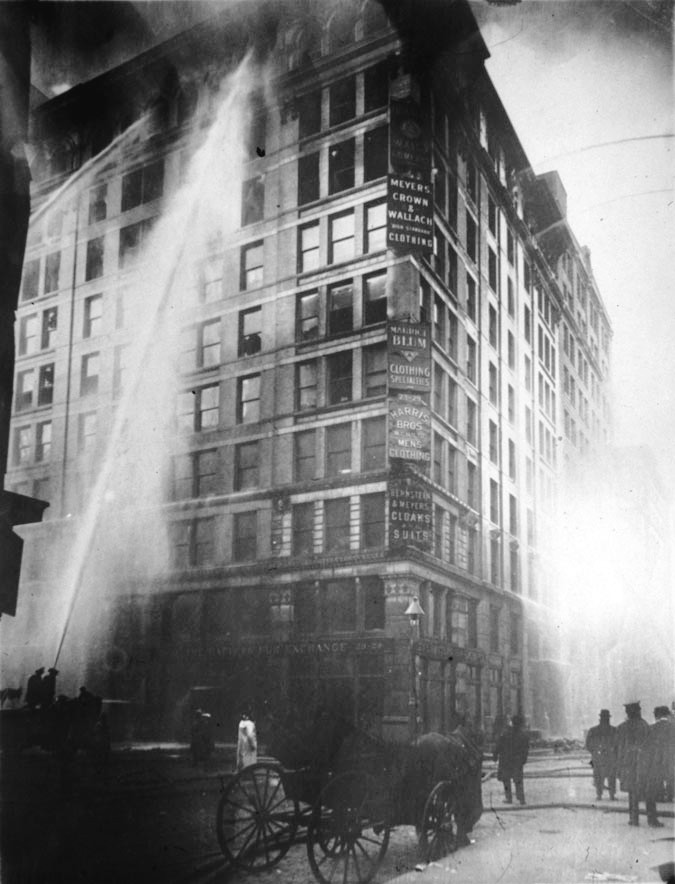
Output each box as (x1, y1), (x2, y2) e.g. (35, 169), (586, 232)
(642, 706), (675, 809)
(25, 667), (45, 708)
(615, 701), (654, 826)
(585, 709), (617, 800)
(493, 714), (530, 804)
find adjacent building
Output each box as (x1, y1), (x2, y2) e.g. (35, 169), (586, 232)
(3, 0), (614, 742)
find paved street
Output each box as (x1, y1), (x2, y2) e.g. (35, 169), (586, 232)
(1, 747), (672, 884)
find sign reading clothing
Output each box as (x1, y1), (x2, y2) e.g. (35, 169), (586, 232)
(386, 174), (433, 253)
(388, 393), (431, 469)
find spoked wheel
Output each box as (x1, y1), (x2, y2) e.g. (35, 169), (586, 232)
(419, 780), (461, 862)
(216, 762), (299, 871)
(307, 771), (390, 884)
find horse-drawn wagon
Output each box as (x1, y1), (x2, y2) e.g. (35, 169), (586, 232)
(216, 714), (483, 883)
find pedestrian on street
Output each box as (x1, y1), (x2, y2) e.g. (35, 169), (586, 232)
(642, 706), (675, 806)
(25, 667), (45, 708)
(615, 700), (657, 826)
(41, 667), (59, 708)
(585, 709), (617, 800)
(493, 713), (530, 805)
(236, 712), (257, 771)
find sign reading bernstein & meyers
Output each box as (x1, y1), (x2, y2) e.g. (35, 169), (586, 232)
(388, 472), (433, 552)
(386, 174), (433, 253)
(388, 320), (431, 392)
(388, 393), (431, 470)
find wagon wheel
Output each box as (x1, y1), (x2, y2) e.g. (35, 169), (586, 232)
(216, 762), (299, 871)
(307, 770), (390, 884)
(419, 780), (460, 862)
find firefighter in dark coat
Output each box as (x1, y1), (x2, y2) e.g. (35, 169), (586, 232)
(493, 714), (530, 804)
(585, 709), (617, 800)
(615, 701), (656, 826)
(25, 667), (45, 708)
(642, 706), (675, 807)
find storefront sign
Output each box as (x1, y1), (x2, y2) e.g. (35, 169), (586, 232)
(388, 393), (431, 469)
(387, 320), (431, 392)
(388, 473), (433, 552)
(389, 99), (430, 173)
(386, 174), (433, 253)
(183, 638), (393, 660)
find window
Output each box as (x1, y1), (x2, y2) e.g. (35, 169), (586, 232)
(467, 461), (477, 509)
(298, 222), (320, 273)
(121, 160), (164, 211)
(80, 353), (100, 396)
(490, 478), (499, 524)
(327, 351), (353, 404)
(14, 369), (32, 412)
(507, 229), (515, 266)
(85, 237), (104, 280)
(365, 200), (386, 252)
(434, 162), (446, 212)
(363, 576), (385, 630)
(298, 152), (320, 205)
(466, 161), (478, 204)
(119, 220), (152, 268)
(433, 226), (445, 280)
(433, 432), (443, 484)
(88, 182), (107, 224)
(488, 195), (497, 234)
(447, 444), (457, 493)
(364, 125), (388, 181)
(361, 493), (385, 548)
(83, 295), (102, 338)
(447, 377), (457, 426)
(364, 60), (389, 112)
(509, 494), (518, 534)
(468, 602), (478, 648)
(489, 304), (498, 348)
(328, 281), (353, 334)
(489, 420), (499, 463)
(78, 411), (97, 451)
(488, 247), (497, 292)
(510, 612), (520, 654)
(38, 364), (54, 406)
(490, 607), (500, 652)
(433, 296), (445, 345)
(447, 310), (458, 361)
(241, 176), (265, 226)
(14, 426), (31, 464)
(235, 441), (259, 491)
(329, 138), (355, 194)
(508, 385), (515, 423)
(22, 258), (40, 301)
(466, 335), (476, 383)
(18, 315), (38, 356)
(362, 416), (385, 471)
(44, 252), (60, 294)
(507, 277), (515, 317)
(324, 579), (355, 631)
(200, 258), (222, 302)
(296, 360), (318, 410)
(293, 502), (315, 556)
(489, 363), (498, 405)
(329, 211), (355, 263)
(466, 274), (476, 321)
(240, 241), (263, 290)
(466, 397), (477, 446)
(324, 498), (350, 553)
(195, 319), (220, 368)
(238, 307), (262, 356)
(113, 345), (128, 398)
(297, 290), (319, 341)
(491, 537), (500, 584)
(175, 449), (218, 498)
(237, 374), (261, 423)
(326, 423), (352, 476)
(508, 439), (516, 480)
(363, 344), (386, 397)
(294, 430), (316, 481)
(524, 305), (531, 343)
(507, 331), (515, 369)
(233, 511), (257, 561)
(329, 76), (355, 126)
(447, 244), (458, 294)
(294, 582), (318, 633)
(465, 212), (477, 262)
(179, 384), (219, 432)
(298, 89), (321, 139)
(363, 272), (387, 325)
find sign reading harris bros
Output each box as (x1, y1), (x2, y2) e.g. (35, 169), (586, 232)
(386, 174), (433, 253)
(387, 320), (431, 392)
(388, 393), (431, 470)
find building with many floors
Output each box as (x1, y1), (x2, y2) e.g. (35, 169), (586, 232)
(3, 0), (613, 742)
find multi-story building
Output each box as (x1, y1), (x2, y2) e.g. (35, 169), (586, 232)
(3, 0), (613, 742)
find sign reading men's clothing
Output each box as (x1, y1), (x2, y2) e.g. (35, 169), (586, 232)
(388, 394), (431, 469)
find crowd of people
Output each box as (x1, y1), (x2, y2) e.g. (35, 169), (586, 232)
(586, 701), (675, 827)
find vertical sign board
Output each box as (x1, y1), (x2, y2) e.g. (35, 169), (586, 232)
(389, 99), (431, 174)
(387, 320), (433, 552)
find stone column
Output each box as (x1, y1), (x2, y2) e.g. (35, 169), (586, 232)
(383, 574), (422, 742)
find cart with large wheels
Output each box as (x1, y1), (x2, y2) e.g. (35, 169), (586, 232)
(214, 720), (483, 884)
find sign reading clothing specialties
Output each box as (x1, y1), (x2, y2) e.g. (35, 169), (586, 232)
(389, 99), (430, 173)
(386, 174), (433, 253)
(388, 320), (431, 392)
(388, 392), (431, 471)
(388, 472), (433, 552)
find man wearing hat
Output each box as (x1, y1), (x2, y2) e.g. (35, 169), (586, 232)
(644, 706), (675, 805)
(493, 713), (530, 805)
(41, 667), (59, 708)
(585, 709), (617, 800)
(615, 701), (653, 826)
(25, 666), (45, 708)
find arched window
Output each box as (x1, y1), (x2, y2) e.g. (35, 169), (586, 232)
(49, 136), (79, 176)
(360, 0), (389, 38)
(326, 7), (356, 53)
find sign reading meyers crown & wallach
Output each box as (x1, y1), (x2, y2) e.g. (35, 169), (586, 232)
(386, 174), (433, 253)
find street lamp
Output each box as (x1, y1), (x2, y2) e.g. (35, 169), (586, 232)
(405, 596), (425, 742)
